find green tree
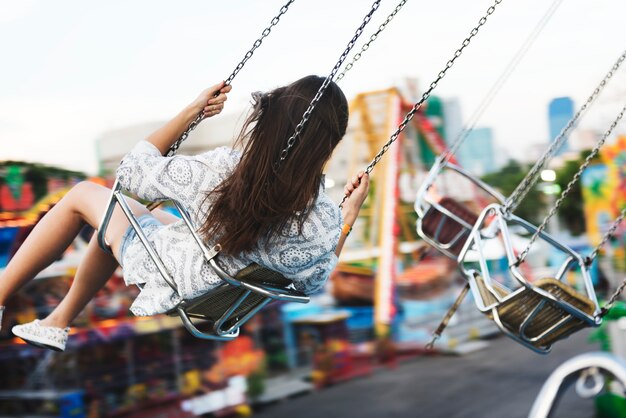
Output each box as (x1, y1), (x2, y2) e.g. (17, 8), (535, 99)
(481, 160), (547, 225)
(554, 150), (596, 236)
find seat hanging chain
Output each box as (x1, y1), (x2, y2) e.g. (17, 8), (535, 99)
(514, 103), (626, 266)
(363, 0), (502, 176)
(594, 207), (626, 318)
(504, 49), (626, 214)
(166, 0), (296, 157)
(277, 0), (382, 167)
(440, 0), (564, 167)
(340, 0), (504, 207)
(425, 283), (470, 350)
(335, 0), (409, 83)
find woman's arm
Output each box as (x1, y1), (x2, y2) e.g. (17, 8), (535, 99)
(335, 171), (370, 256)
(146, 82), (232, 155)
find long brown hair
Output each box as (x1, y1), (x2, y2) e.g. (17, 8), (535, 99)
(200, 75), (349, 254)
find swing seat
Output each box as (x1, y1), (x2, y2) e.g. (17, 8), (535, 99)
(460, 204), (601, 353)
(418, 197), (479, 258)
(478, 276), (596, 353)
(173, 262), (308, 340)
(495, 278), (595, 350)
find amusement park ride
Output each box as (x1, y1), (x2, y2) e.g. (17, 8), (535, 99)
(330, 85), (467, 337)
(4, 0), (626, 359)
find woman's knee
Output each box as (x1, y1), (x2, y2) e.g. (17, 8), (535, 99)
(62, 181), (113, 225)
(66, 181), (109, 202)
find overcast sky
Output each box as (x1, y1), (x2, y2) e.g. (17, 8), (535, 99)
(1, 0), (625, 174)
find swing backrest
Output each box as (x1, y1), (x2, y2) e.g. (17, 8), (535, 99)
(98, 180), (309, 341)
(419, 197), (479, 258)
(415, 160), (505, 260)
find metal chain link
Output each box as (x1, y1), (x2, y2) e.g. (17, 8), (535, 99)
(425, 283), (470, 351)
(515, 104), (626, 265)
(335, 0), (408, 82)
(166, 0), (296, 156)
(599, 216), (626, 316)
(340, 0), (504, 207)
(504, 49), (626, 214)
(277, 0), (382, 166)
(590, 208), (626, 267)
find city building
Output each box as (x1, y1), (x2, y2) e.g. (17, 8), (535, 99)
(548, 97), (574, 156)
(95, 111), (247, 175)
(456, 127), (498, 176)
(442, 98), (463, 146)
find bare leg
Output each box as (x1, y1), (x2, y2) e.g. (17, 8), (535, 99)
(42, 207), (178, 328)
(0, 181), (177, 327)
(41, 235), (119, 328)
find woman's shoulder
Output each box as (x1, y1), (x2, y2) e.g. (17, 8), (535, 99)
(305, 190), (342, 231)
(195, 146), (242, 172)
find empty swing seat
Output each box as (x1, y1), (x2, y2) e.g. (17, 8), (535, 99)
(419, 197), (479, 258)
(491, 278), (596, 351)
(460, 204), (601, 353)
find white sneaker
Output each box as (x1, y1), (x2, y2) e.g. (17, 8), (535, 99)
(12, 320), (70, 352)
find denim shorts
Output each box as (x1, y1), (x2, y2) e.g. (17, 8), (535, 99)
(119, 214), (164, 267)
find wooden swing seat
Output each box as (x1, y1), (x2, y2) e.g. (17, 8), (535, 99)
(176, 263), (302, 334)
(420, 197), (479, 257)
(473, 274), (596, 352)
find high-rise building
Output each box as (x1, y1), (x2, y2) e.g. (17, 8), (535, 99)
(548, 97), (574, 155)
(457, 127), (497, 176)
(442, 98), (463, 146)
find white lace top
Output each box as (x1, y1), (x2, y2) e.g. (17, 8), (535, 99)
(116, 140), (342, 316)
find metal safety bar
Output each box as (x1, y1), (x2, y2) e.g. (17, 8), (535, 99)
(529, 352), (626, 418)
(97, 181), (309, 340)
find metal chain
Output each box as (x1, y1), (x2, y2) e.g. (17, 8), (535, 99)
(442, 0), (563, 165)
(504, 49), (626, 214)
(599, 214), (626, 316)
(277, 0), (382, 166)
(340, 0), (504, 207)
(425, 283), (471, 351)
(335, 0), (408, 82)
(364, 0), (502, 175)
(166, 0), (296, 156)
(515, 104), (626, 265)
(590, 208), (626, 266)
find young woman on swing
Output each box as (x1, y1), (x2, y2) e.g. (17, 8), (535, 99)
(0, 75), (370, 351)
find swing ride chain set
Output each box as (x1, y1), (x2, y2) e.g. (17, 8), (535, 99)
(515, 103), (626, 267)
(340, 0), (504, 208)
(166, 0), (296, 157)
(426, 98), (626, 348)
(596, 208), (626, 317)
(422, 42), (626, 349)
(440, 0), (564, 167)
(504, 50), (626, 214)
(335, 0), (408, 82)
(277, 0), (382, 167)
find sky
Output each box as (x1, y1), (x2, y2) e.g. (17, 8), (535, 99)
(1, 0), (625, 174)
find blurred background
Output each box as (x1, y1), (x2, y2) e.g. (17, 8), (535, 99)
(2, 0), (626, 417)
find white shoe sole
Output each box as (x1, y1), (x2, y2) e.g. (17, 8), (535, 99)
(12, 326), (66, 352)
